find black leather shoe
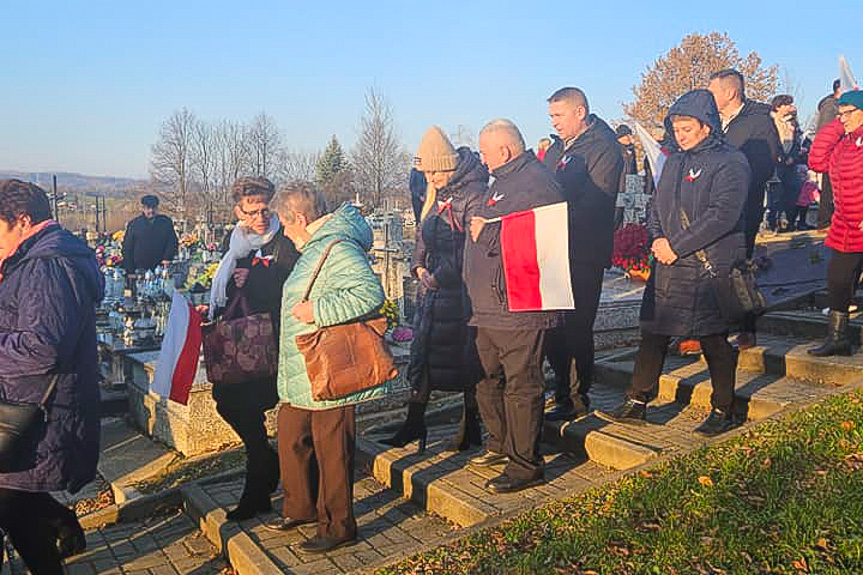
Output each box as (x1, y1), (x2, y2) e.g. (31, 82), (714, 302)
(469, 450), (508, 467)
(485, 473), (544, 494)
(596, 399), (647, 424)
(544, 403), (576, 421)
(299, 534), (356, 554)
(56, 519), (86, 559)
(694, 408), (740, 437)
(264, 516), (316, 532)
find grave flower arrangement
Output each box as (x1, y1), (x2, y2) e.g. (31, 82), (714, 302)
(612, 223), (652, 278)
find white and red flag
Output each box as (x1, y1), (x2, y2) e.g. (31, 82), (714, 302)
(494, 202), (574, 312)
(152, 291), (202, 405)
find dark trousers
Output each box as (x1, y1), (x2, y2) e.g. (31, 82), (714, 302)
(543, 264), (605, 405)
(216, 399), (278, 504)
(818, 174), (834, 229)
(0, 488), (76, 574)
(277, 404), (356, 539)
(475, 327), (545, 480)
(627, 330), (737, 412)
(827, 251), (863, 311)
(742, 192), (765, 334)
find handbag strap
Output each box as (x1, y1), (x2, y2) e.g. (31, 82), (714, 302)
(38, 374), (61, 410)
(301, 239), (350, 302)
(223, 291), (251, 320)
(673, 161), (718, 279)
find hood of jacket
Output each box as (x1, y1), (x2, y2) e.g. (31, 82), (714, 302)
(665, 89), (725, 153)
(6, 225), (103, 303)
(304, 203), (373, 253)
(447, 147), (489, 191)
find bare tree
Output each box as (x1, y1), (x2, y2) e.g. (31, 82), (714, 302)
(150, 108), (196, 218)
(451, 124), (476, 149)
(191, 119), (219, 224)
(351, 87), (409, 209)
(624, 32), (779, 132)
(274, 149), (321, 185)
(213, 120), (251, 212)
(247, 112), (283, 180)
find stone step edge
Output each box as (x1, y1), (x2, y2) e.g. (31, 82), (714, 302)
(735, 340), (863, 385)
(356, 438), (497, 528)
(182, 483), (281, 575)
(542, 419), (659, 470)
(596, 361), (788, 420)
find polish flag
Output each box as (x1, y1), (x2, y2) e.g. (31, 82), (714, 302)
(152, 291), (202, 405)
(499, 202), (574, 312)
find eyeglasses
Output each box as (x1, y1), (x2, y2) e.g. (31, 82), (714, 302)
(838, 108), (861, 119)
(238, 206), (271, 219)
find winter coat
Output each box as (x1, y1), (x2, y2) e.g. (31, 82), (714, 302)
(121, 214), (179, 272)
(816, 94), (839, 133)
(277, 204), (390, 410)
(543, 115), (624, 269)
(723, 100), (781, 232)
(408, 148), (487, 393)
(620, 143), (639, 176)
(809, 118), (863, 253)
(409, 168), (427, 224)
(213, 230), (300, 411)
(641, 90), (751, 337)
(464, 151), (564, 331)
(0, 225), (103, 493)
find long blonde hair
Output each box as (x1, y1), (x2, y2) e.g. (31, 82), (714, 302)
(420, 180), (437, 221)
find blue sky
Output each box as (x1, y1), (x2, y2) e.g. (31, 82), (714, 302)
(1, 0), (859, 178)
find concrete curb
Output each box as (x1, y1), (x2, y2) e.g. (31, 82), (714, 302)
(182, 483), (281, 575)
(543, 417), (659, 470)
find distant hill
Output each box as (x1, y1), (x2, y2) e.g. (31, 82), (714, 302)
(0, 171), (147, 197)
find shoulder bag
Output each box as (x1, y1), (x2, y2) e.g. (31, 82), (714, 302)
(0, 374), (60, 472)
(294, 239), (398, 401)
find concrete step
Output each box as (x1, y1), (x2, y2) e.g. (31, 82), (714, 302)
(597, 360), (828, 421)
(737, 334), (863, 385)
(758, 309), (863, 344)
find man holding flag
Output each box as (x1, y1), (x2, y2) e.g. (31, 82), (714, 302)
(465, 119), (567, 494)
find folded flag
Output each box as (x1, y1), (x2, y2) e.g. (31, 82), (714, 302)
(496, 202), (574, 312)
(152, 291), (202, 405)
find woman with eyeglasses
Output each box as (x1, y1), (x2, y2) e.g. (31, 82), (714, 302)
(808, 90), (863, 357)
(206, 176), (300, 520)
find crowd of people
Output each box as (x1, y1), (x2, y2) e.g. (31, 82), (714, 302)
(1, 70), (862, 570)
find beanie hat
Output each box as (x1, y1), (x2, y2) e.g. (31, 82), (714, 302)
(415, 126), (458, 173)
(837, 90), (863, 111)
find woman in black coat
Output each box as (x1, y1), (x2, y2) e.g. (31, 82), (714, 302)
(0, 180), (103, 573)
(383, 127), (487, 451)
(207, 177), (299, 520)
(599, 90), (751, 437)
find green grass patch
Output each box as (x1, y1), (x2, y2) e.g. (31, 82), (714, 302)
(380, 390), (863, 574)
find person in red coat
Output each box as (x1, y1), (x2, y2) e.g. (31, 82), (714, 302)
(808, 90), (863, 356)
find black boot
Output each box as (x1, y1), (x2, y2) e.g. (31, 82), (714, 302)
(444, 406), (482, 452)
(381, 402), (428, 452)
(809, 310), (854, 357)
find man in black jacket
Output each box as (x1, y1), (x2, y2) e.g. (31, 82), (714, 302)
(542, 87), (624, 421)
(815, 79), (841, 229)
(708, 69), (781, 349)
(465, 119), (564, 493)
(121, 195), (178, 274)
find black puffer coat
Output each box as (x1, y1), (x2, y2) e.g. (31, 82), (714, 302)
(641, 90), (751, 337)
(408, 148), (487, 393)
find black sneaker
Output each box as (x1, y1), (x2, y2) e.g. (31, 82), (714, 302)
(469, 450), (508, 467)
(694, 408), (740, 437)
(596, 399), (647, 424)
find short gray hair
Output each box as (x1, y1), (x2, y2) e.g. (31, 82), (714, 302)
(547, 87), (590, 115)
(479, 119), (526, 154)
(272, 182), (328, 224)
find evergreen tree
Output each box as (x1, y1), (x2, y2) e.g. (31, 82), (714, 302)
(316, 135), (347, 187)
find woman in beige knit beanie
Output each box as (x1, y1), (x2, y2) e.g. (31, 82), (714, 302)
(382, 126), (489, 453)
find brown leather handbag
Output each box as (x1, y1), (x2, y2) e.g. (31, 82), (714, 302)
(202, 293), (278, 385)
(294, 239), (398, 401)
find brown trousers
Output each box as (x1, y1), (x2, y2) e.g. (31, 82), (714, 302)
(277, 403), (357, 539)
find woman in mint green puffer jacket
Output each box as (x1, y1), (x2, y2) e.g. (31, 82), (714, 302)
(277, 202), (390, 408)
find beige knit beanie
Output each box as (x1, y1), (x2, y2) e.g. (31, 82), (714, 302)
(415, 126), (458, 173)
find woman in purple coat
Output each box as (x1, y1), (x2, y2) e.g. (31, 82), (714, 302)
(0, 180), (103, 573)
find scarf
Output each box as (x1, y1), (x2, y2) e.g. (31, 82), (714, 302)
(208, 214), (280, 319)
(0, 219), (58, 284)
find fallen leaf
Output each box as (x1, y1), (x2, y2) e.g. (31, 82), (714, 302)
(841, 421), (855, 431)
(762, 458), (772, 468)
(816, 538), (830, 551)
(792, 557), (809, 572)
(698, 475), (714, 487)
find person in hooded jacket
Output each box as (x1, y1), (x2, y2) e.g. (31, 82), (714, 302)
(807, 90), (863, 357)
(382, 127), (487, 452)
(707, 69), (781, 351)
(265, 185), (389, 554)
(542, 87), (624, 421)
(598, 90), (751, 437)
(0, 179), (103, 574)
